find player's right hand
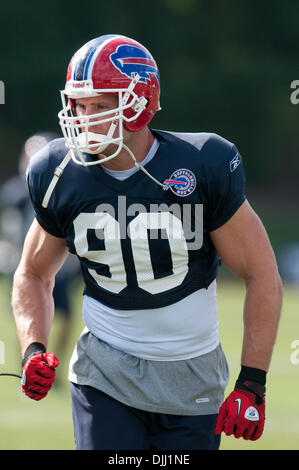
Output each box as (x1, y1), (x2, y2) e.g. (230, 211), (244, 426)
(21, 353), (59, 401)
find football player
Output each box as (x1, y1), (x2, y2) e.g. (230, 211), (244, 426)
(12, 34), (282, 450)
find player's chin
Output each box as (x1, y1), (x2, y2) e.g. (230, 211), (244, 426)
(97, 143), (120, 159)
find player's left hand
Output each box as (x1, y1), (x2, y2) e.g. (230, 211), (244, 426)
(214, 381), (266, 440)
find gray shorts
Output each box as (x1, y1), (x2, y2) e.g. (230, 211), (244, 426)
(68, 328), (229, 416)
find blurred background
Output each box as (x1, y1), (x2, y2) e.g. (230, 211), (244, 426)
(0, 0), (298, 451)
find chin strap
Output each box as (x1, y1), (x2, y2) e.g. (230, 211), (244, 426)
(42, 150), (72, 208)
(122, 143), (167, 190)
(42, 142), (167, 208)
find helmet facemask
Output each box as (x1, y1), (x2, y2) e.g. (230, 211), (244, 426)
(58, 74), (148, 166)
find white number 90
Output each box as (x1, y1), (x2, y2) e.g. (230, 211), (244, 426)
(73, 211), (189, 294)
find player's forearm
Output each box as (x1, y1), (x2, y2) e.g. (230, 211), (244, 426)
(241, 272), (282, 372)
(12, 268), (55, 356)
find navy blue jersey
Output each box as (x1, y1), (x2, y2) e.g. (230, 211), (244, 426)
(27, 130), (246, 309)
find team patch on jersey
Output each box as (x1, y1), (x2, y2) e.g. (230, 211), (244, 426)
(110, 45), (160, 83)
(164, 169), (197, 197)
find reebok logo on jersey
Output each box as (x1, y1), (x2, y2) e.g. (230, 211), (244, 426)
(230, 153), (241, 172)
(245, 406), (260, 421)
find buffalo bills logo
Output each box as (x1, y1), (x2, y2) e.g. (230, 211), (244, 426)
(110, 45), (160, 83)
(164, 169), (197, 197)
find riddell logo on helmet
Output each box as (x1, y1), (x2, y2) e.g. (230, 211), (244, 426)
(72, 83), (87, 88)
(66, 80), (92, 89)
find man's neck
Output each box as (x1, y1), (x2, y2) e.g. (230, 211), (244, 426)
(98, 128), (155, 171)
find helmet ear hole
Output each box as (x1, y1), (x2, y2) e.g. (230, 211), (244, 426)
(123, 96), (149, 132)
(132, 96), (148, 113)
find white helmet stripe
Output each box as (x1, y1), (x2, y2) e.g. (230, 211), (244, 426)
(72, 35), (118, 81)
(85, 35), (128, 81)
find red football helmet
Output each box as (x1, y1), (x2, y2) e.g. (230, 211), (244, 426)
(58, 34), (161, 165)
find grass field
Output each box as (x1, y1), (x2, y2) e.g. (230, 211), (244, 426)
(0, 276), (298, 450)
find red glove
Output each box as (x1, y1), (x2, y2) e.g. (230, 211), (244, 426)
(21, 351), (59, 401)
(215, 380), (266, 440)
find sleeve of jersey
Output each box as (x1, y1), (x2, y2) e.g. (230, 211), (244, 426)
(206, 140), (247, 232)
(26, 157), (65, 239)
